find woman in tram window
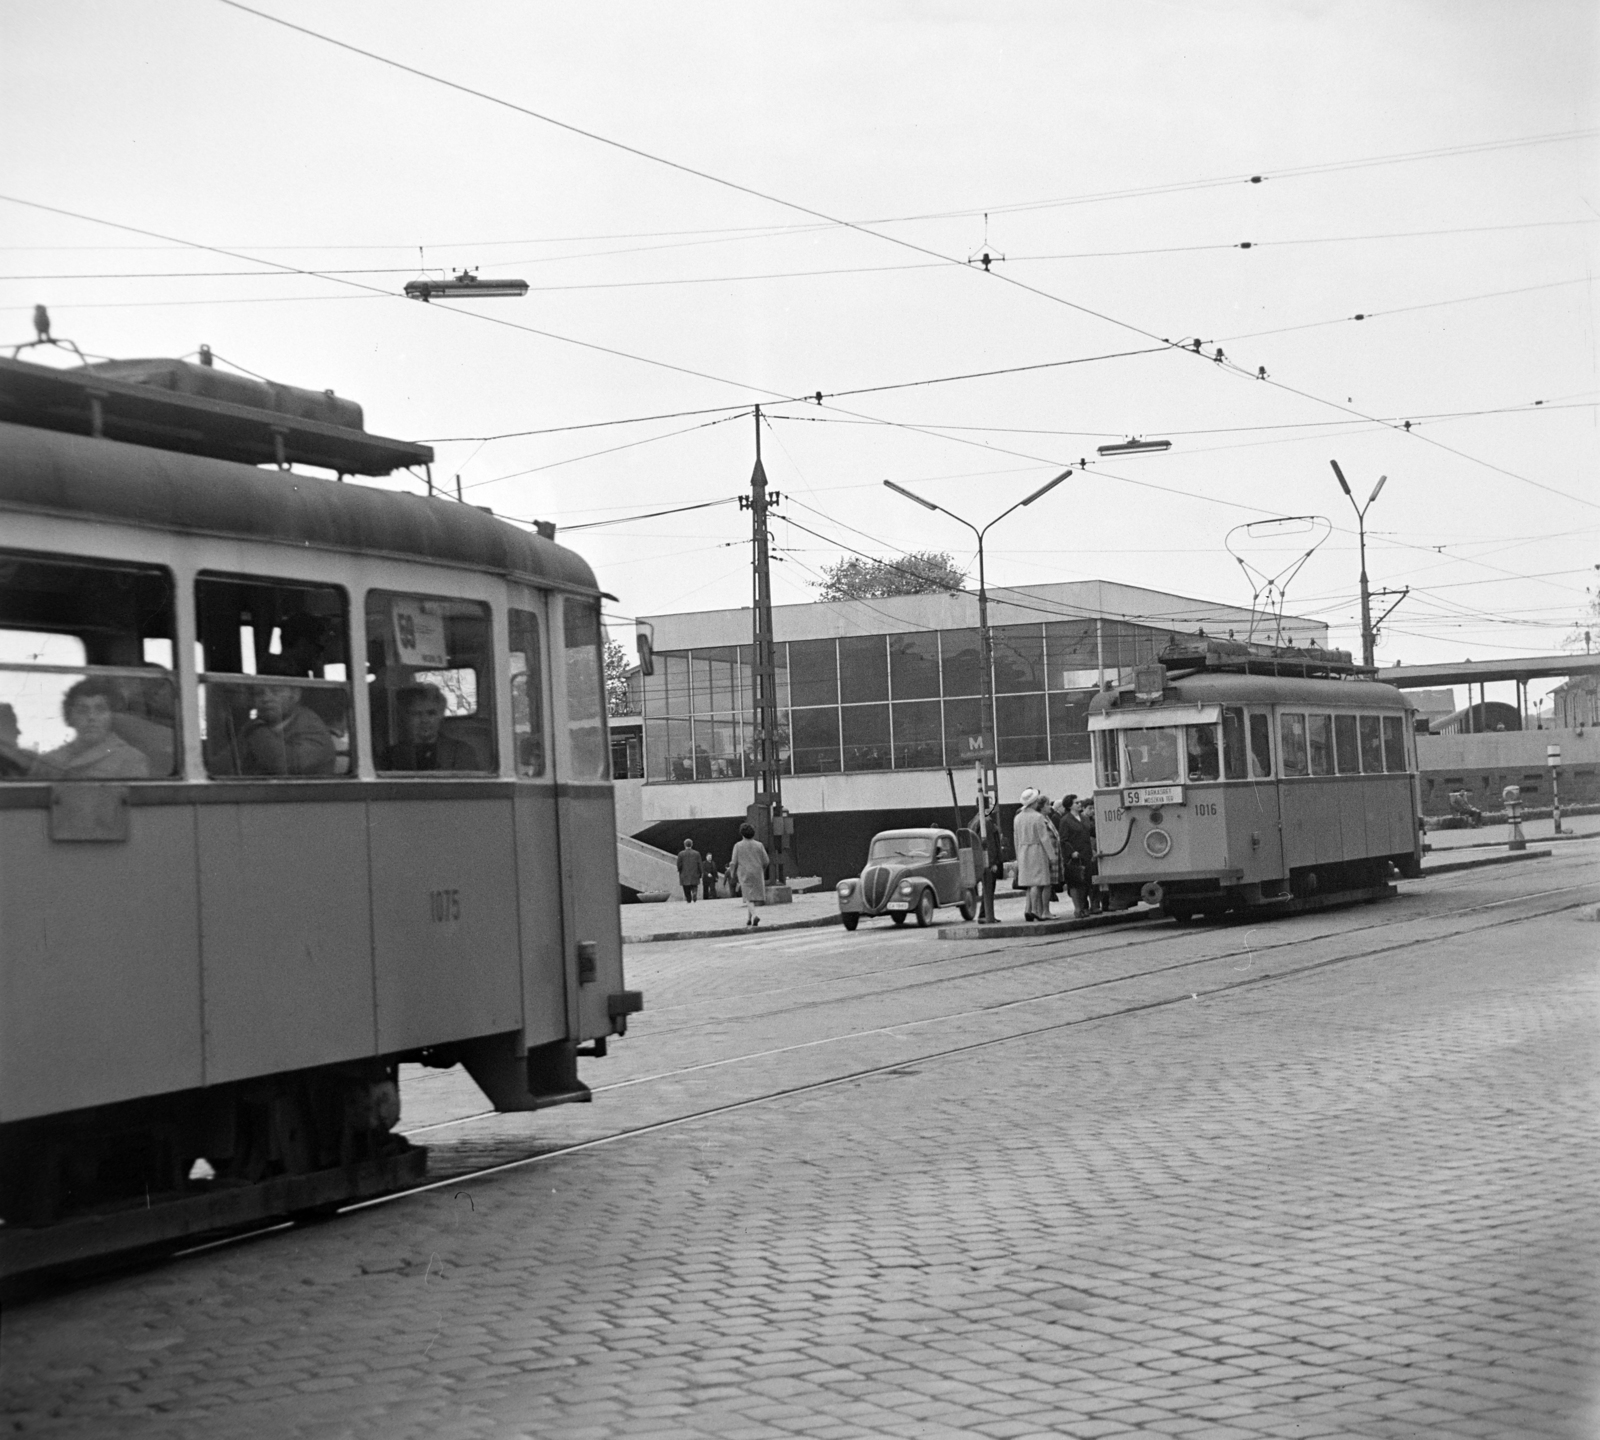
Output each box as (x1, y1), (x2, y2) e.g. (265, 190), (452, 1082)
(0, 677), (150, 780)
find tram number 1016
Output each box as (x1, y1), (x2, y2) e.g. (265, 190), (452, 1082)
(428, 888), (462, 923)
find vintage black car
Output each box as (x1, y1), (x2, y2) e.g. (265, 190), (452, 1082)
(836, 828), (976, 930)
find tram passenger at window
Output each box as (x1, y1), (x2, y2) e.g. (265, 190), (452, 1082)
(235, 671), (337, 776)
(382, 683), (484, 772)
(1186, 724), (1220, 781)
(0, 678), (151, 780)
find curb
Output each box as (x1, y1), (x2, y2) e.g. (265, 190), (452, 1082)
(625, 911), (844, 944)
(938, 905), (1159, 942)
(1421, 848), (1551, 877)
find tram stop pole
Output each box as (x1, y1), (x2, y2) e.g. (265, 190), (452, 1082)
(1548, 744), (1564, 834)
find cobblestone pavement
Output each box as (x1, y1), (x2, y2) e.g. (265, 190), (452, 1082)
(3, 853), (1596, 1439)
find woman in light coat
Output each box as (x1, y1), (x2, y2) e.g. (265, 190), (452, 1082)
(729, 822), (769, 929)
(1012, 789), (1056, 922)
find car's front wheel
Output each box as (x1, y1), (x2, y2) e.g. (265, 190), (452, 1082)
(914, 890), (935, 928)
(841, 913), (859, 931)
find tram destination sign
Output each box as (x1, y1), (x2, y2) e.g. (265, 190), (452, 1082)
(1123, 785), (1184, 808)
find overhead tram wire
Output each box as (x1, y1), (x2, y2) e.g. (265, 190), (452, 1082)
(0, 194), (792, 406)
(210, 4), (1598, 519)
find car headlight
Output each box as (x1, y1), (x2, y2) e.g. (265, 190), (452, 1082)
(899, 880), (914, 893)
(837, 881), (855, 894)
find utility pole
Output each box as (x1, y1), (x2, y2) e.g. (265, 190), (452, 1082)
(1330, 460), (1387, 668)
(742, 406), (788, 883)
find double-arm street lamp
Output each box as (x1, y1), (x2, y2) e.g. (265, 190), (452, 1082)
(1330, 460), (1387, 668)
(884, 467), (1071, 805)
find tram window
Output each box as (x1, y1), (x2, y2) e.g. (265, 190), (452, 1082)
(197, 575), (350, 778)
(1306, 714), (1334, 776)
(367, 593), (495, 774)
(0, 552), (178, 781)
(1279, 713), (1309, 777)
(509, 608), (546, 777)
(562, 597), (609, 780)
(1334, 714), (1360, 774)
(1247, 711), (1273, 778)
(1124, 727), (1180, 785)
(1094, 729), (1120, 788)
(1221, 708), (1248, 780)
(1381, 715), (1408, 773)
(1185, 724), (1221, 782)
(1358, 715), (1384, 773)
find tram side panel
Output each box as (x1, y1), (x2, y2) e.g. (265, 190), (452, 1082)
(197, 799), (376, 1084)
(512, 788), (569, 1050)
(558, 785), (627, 1041)
(368, 796), (522, 1054)
(0, 802), (203, 1122)
(1222, 782), (1285, 887)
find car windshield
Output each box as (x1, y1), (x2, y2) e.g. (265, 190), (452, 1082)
(869, 835), (934, 862)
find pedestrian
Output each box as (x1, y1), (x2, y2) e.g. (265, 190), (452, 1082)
(1012, 788), (1055, 922)
(967, 793), (1005, 923)
(1058, 793), (1093, 917)
(701, 851), (719, 901)
(1077, 799), (1107, 912)
(675, 838), (703, 903)
(729, 822), (769, 928)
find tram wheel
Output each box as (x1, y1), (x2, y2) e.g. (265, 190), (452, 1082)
(841, 913), (859, 931)
(1168, 907), (1195, 925)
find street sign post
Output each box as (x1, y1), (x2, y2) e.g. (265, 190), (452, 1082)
(1547, 744), (1563, 834)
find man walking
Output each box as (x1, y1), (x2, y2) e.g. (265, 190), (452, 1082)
(676, 838), (703, 903)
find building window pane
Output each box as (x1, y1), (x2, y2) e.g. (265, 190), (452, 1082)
(1280, 713), (1309, 777)
(790, 706), (840, 773)
(940, 629), (983, 698)
(657, 717), (694, 780)
(644, 718), (670, 779)
(841, 703), (891, 772)
(838, 635), (888, 704)
(742, 708), (789, 778)
(891, 699), (942, 768)
(697, 715), (740, 779)
(1045, 620), (1099, 689)
(1358, 714), (1384, 772)
(1334, 714), (1359, 774)
(992, 626), (1045, 693)
(641, 662), (667, 718)
(691, 646), (738, 713)
(996, 692), (1048, 764)
(662, 652), (690, 717)
(943, 696), (985, 766)
(1382, 714), (1408, 773)
(1222, 707), (1247, 779)
(508, 608), (545, 777)
(888, 631), (941, 700)
(1047, 690), (1093, 762)
(788, 639), (838, 708)
(1307, 714), (1333, 777)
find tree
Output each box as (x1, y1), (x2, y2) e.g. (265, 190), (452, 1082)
(605, 638), (635, 716)
(814, 550), (966, 602)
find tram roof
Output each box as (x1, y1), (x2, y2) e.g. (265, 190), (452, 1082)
(0, 419), (602, 595)
(1090, 669), (1414, 714)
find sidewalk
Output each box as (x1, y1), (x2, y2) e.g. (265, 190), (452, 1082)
(1424, 811), (1600, 853)
(620, 888), (1041, 943)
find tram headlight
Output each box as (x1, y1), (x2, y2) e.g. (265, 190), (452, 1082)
(1144, 828), (1173, 859)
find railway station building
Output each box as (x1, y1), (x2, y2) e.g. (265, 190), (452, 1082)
(614, 580), (1327, 886)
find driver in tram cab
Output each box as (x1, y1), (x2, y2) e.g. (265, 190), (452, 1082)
(1186, 725), (1220, 781)
(382, 683), (483, 772)
(235, 664), (337, 776)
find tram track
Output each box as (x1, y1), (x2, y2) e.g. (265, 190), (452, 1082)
(383, 878), (1596, 1204)
(20, 873), (1590, 1293)
(404, 877), (1581, 1138)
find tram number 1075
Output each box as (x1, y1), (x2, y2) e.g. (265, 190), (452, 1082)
(428, 888), (462, 923)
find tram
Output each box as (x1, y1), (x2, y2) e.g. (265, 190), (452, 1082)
(1088, 638), (1423, 921)
(0, 353), (639, 1275)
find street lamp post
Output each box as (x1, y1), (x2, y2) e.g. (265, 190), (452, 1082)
(1330, 460), (1387, 669)
(885, 470), (1070, 920)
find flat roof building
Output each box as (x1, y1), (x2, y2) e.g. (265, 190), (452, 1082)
(618, 580), (1325, 885)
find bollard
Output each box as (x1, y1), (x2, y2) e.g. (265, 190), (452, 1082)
(1502, 785), (1525, 852)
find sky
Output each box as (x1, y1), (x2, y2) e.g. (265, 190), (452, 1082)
(3, 0), (1596, 710)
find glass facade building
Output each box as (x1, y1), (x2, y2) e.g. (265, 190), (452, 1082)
(640, 617), (1188, 782)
